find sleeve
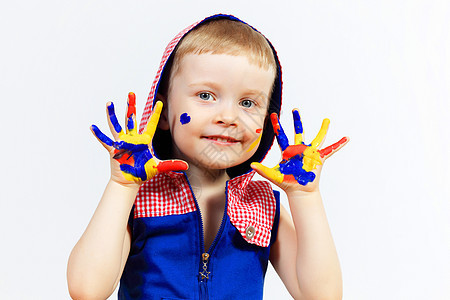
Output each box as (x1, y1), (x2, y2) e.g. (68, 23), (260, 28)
(269, 190), (281, 246)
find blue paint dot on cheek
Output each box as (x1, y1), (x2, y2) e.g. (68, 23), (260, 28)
(180, 113), (191, 125)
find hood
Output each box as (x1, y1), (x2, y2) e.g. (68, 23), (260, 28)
(139, 14), (283, 178)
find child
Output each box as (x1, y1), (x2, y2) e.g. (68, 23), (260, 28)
(67, 14), (348, 300)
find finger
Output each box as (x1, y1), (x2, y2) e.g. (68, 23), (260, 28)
(251, 162), (284, 184)
(157, 160), (189, 172)
(91, 125), (114, 150)
(143, 101), (163, 140)
(270, 113), (289, 151)
(126, 92), (137, 135)
(311, 118), (330, 149)
(107, 102), (123, 139)
(292, 109), (304, 145)
(319, 136), (349, 160)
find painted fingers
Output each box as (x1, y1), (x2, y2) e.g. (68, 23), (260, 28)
(256, 109), (348, 186)
(319, 136), (349, 159)
(143, 101), (163, 141)
(126, 92), (137, 135)
(270, 113), (289, 151)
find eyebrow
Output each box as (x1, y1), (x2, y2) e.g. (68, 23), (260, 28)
(188, 81), (221, 90)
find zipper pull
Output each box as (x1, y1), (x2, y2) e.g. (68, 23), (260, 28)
(199, 252), (210, 280)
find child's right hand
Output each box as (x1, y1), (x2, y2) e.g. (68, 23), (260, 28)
(91, 92), (188, 186)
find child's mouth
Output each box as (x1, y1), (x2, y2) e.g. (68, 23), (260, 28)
(202, 135), (240, 144)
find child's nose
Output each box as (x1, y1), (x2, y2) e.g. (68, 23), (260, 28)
(214, 101), (239, 126)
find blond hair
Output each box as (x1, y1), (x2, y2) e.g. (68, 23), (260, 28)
(158, 19), (277, 97)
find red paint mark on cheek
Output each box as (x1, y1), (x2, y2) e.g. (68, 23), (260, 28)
(127, 92), (136, 119)
(256, 128), (262, 134)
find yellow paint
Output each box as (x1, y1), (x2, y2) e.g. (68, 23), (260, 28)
(247, 131), (263, 152)
(123, 172), (139, 183)
(145, 101), (163, 141)
(311, 118), (330, 148)
(251, 162), (284, 184)
(302, 147), (322, 172)
(144, 159), (159, 179)
(118, 101), (163, 182)
(294, 133), (303, 145)
(117, 101), (163, 145)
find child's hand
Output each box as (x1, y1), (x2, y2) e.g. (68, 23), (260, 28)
(251, 109), (348, 193)
(91, 92), (188, 186)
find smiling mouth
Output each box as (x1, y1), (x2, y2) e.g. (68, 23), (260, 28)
(202, 136), (240, 144)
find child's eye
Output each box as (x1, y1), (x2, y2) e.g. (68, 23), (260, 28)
(198, 92), (213, 101)
(240, 99), (254, 108)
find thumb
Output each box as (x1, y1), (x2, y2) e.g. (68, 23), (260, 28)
(157, 160), (189, 173)
(250, 162), (284, 184)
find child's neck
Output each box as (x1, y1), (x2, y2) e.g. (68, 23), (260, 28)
(185, 162), (230, 192)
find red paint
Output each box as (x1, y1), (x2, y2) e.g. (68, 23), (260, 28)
(283, 174), (297, 183)
(157, 160), (189, 172)
(127, 92), (136, 119)
(270, 113), (280, 134)
(282, 144), (308, 160)
(113, 149), (135, 165)
(256, 128), (262, 134)
(319, 137), (348, 158)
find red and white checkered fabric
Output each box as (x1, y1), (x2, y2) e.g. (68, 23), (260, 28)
(134, 170), (277, 247)
(138, 19), (201, 134)
(135, 172), (197, 217)
(227, 172), (277, 247)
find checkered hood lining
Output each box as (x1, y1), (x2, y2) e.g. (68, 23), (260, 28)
(134, 170), (276, 247)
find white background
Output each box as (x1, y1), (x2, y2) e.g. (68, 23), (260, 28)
(1, 1), (449, 299)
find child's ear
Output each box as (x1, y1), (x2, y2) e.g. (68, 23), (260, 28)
(155, 93), (169, 130)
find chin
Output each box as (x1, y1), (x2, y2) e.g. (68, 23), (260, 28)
(193, 152), (249, 170)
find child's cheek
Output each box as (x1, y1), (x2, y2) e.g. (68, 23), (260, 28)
(246, 128), (263, 152)
(179, 112), (191, 125)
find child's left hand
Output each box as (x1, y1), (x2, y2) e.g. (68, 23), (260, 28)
(251, 109), (348, 193)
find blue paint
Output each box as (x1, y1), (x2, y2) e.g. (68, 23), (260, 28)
(274, 120), (289, 151)
(127, 116), (134, 131)
(92, 125), (114, 147)
(108, 103), (123, 133)
(279, 154), (316, 186)
(119, 148), (154, 181)
(113, 141), (148, 153)
(180, 113), (191, 125)
(293, 110), (303, 135)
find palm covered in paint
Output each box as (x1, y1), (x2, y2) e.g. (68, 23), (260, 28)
(91, 92), (188, 185)
(251, 109), (348, 193)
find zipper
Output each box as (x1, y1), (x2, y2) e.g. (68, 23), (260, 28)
(198, 254), (209, 300)
(182, 173), (230, 299)
(199, 252), (210, 282)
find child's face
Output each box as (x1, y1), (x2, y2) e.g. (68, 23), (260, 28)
(162, 53), (275, 170)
